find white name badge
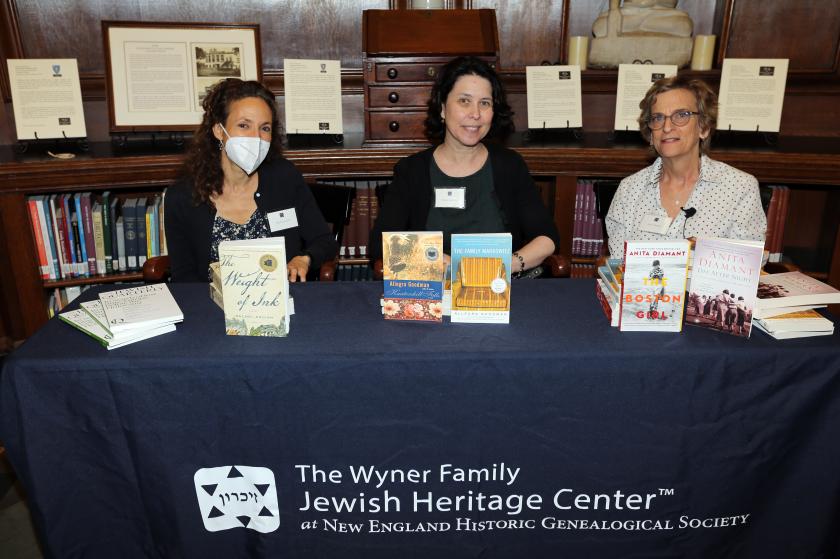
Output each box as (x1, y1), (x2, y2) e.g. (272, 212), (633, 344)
(639, 213), (672, 234)
(267, 208), (299, 232)
(434, 187), (466, 209)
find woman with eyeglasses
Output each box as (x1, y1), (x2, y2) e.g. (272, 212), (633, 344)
(605, 75), (766, 258)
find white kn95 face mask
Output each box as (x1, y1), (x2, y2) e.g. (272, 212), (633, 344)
(220, 124), (270, 174)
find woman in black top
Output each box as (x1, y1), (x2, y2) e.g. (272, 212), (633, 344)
(165, 79), (335, 282)
(370, 56), (558, 274)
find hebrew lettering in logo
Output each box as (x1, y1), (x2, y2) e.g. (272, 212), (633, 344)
(194, 465), (279, 533)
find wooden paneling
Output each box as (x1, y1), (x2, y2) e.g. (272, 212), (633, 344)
(721, 0), (840, 73)
(471, 0), (567, 66)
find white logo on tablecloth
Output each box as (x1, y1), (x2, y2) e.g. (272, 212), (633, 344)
(194, 465), (280, 533)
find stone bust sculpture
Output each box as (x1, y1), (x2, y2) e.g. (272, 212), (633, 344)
(592, 0), (693, 38)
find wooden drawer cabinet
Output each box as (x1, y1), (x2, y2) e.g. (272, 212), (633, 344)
(362, 9), (499, 146)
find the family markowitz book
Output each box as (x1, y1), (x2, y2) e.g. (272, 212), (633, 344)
(219, 238), (290, 336)
(450, 233), (512, 324)
(618, 240), (690, 332)
(685, 238), (764, 338)
(381, 231), (445, 322)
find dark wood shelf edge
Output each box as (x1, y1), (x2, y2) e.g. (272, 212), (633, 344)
(43, 272), (143, 289)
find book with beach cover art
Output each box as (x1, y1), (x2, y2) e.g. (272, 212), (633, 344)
(618, 240), (690, 332)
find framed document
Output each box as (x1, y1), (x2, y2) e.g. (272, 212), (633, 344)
(102, 21), (262, 132)
(7, 58), (87, 140)
(614, 64), (677, 131)
(718, 59), (789, 133)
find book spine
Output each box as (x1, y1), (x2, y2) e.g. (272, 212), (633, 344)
(61, 194), (79, 277)
(136, 199), (148, 267)
(355, 182), (371, 261)
(101, 192), (113, 274)
(38, 197), (59, 280)
(573, 180), (583, 256)
(123, 200), (138, 270)
(72, 194), (90, 278)
(80, 193), (97, 276)
(116, 217), (127, 271)
(92, 205), (106, 275)
(26, 197), (50, 280)
(49, 195), (70, 279)
(70, 214), (84, 276)
(145, 206), (153, 259)
(109, 198), (121, 271)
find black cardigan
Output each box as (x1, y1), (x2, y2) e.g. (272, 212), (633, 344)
(369, 144), (559, 262)
(165, 156), (337, 282)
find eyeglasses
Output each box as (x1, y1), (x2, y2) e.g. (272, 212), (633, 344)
(647, 110), (700, 130)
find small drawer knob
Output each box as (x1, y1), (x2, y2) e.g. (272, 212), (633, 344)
(388, 121), (400, 132)
(388, 92), (400, 103)
(387, 68), (398, 79)
(426, 66), (437, 78)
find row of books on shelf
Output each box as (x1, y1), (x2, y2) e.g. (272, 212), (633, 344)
(26, 191), (168, 282)
(334, 179), (385, 262)
(572, 179), (608, 258)
(596, 238), (837, 339)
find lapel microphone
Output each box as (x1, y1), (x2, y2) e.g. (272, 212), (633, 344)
(681, 207), (697, 218)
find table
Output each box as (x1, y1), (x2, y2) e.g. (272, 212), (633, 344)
(2, 280), (839, 558)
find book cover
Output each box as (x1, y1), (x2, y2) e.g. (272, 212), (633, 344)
(756, 271), (840, 310)
(219, 238), (290, 336)
(450, 233), (512, 324)
(98, 283), (184, 334)
(382, 231), (444, 322)
(48, 194), (70, 279)
(618, 240), (690, 332)
(685, 238), (764, 338)
(63, 305), (176, 350)
(752, 320), (834, 340)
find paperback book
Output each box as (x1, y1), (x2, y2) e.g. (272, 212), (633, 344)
(756, 271), (840, 311)
(754, 308), (834, 340)
(450, 233), (512, 324)
(381, 231), (444, 322)
(618, 240), (690, 332)
(98, 283), (183, 334)
(60, 306), (175, 350)
(219, 238), (290, 336)
(685, 238), (764, 338)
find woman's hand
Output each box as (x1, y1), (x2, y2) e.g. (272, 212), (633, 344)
(287, 254), (311, 283)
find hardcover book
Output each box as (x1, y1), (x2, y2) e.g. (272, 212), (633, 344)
(381, 231), (444, 322)
(756, 271), (840, 310)
(754, 308), (833, 335)
(450, 233), (512, 324)
(98, 283), (184, 334)
(685, 238), (764, 338)
(618, 240), (690, 332)
(219, 238), (290, 336)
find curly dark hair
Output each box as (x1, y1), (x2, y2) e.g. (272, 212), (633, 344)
(183, 79), (282, 205)
(424, 56), (514, 143)
(637, 75), (718, 155)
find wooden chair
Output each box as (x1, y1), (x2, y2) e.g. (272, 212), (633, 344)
(142, 183), (355, 282)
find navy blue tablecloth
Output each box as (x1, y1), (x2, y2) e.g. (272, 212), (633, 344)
(2, 280), (839, 558)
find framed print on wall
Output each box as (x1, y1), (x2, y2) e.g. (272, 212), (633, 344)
(102, 21), (262, 132)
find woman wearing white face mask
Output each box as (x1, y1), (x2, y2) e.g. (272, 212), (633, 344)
(165, 79), (336, 282)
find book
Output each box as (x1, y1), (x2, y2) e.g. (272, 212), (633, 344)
(595, 278), (619, 327)
(49, 194), (71, 278)
(61, 194), (81, 277)
(79, 192), (97, 276)
(62, 304), (176, 350)
(122, 198), (139, 270)
(219, 237), (290, 336)
(135, 197), (148, 267)
(752, 320), (834, 340)
(756, 271), (840, 310)
(685, 238), (764, 338)
(753, 304), (826, 320)
(450, 233), (512, 324)
(36, 196), (59, 279)
(618, 240), (690, 332)
(382, 231), (445, 322)
(92, 202), (106, 275)
(101, 191), (113, 274)
(754, 308), (833, 334)
(26, 196), (50, 280)
(109, 196), (121, 272)
(116, 216), (127, 271)
(72, 193), (90, 277)
(98, 283), (184, 334)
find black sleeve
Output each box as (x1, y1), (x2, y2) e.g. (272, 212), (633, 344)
(509, 152), (560, 252)
(164, 183), (205, 282)
(369, 158), (415, 263)
(287, 170), (337, 269)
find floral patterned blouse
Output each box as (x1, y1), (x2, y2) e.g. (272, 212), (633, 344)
(208, 209), (270, 279)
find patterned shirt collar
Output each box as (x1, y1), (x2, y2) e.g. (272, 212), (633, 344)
(646, 154), (718, 188)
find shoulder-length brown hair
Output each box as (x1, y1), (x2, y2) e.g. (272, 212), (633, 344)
(183, 78), (283, 205)
(637, 75), (718, 155)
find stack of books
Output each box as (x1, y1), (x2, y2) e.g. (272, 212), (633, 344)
(59, 283), (183, 349)
(753, 271), (839, 339)
(596, 258), (623, 327)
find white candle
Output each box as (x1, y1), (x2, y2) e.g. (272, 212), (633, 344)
(567, 36), (589, 70)
(691, 35), (716, 71)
